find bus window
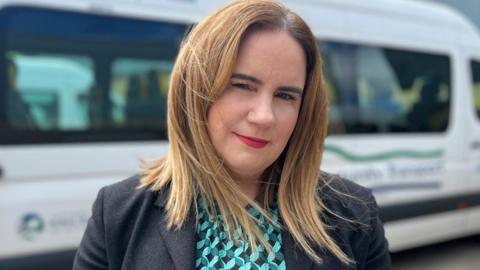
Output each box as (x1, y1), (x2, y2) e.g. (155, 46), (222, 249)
(110, 59), (172, 129)
(6, 53), (94, 130)
(321, 41), (451, 134)
(0, 6), (187, 144)
(472, 60), (480, 119)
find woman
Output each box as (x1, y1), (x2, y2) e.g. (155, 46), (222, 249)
(73, 1), (391, 269)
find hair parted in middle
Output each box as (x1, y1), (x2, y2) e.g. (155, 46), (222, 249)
(140, 0), (353, 265)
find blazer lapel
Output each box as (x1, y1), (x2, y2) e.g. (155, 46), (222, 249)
(282, 230), (313, 270)
(283, 230), (341, 270)
(155, 190), (196, 270)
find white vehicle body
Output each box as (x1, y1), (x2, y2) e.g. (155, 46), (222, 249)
(0, 0), (479, 268)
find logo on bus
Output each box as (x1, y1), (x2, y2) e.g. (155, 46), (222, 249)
(18, 213), (45, 241)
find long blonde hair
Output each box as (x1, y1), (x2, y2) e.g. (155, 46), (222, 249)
(140, 0), (352, 265)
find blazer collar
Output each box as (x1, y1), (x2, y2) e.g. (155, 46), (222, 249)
(154, 189), (315, 270)
(154, 189), (196, 270)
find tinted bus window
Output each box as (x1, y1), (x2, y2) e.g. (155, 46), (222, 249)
(110, 59), (171, 128)
(321, 41), (451, 134)
(472, 60), (480, 119)
(0, 6), (187, 144)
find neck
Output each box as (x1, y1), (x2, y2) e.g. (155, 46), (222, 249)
(233, 173), (263, 202)
(239, 180), (262, 201)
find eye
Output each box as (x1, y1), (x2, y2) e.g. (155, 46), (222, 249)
(231, 82), (253, 91)
(276, 92), (296, 101)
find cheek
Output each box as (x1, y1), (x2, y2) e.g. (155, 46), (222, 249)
(207, 100), (232, 146)
(275, 105), (301, 140)
(207, 105), (222, 140)
(207, 93), (246, 134)
(281, 115), (299, 142)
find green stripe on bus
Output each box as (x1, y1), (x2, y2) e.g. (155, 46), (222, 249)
(324, 145), (443, 162)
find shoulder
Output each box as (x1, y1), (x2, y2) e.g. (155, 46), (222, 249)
(318, 171), (376, 221)
(75, 175), (169, 269)
(319, 171), (372, 197)
(95, 175), (168, 247)
(101, 175), (152, 207)
(317, 171), (377, 248)
(97, 175), (163, 226)
(317, 172), (391, 269)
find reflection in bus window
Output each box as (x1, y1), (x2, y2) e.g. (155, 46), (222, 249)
(110, 59), (172, 129)
(6, 53), (94, 130)
(321, 41), (451, 134)
(472, 61), (480, 119)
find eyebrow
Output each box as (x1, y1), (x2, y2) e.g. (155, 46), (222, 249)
(231, 73), (262, 84)
(231, 73), (303, 95)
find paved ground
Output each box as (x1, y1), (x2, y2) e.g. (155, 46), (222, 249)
(391, 236), (480, 270)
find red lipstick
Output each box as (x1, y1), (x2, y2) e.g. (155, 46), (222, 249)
(234, 133), (268, 149)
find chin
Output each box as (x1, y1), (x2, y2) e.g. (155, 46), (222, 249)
(229, 164), (266, 179)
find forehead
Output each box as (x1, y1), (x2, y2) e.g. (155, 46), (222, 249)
(234, 30), (306, 86)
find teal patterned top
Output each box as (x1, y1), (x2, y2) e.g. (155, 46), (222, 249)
(195, 201), (286, 270)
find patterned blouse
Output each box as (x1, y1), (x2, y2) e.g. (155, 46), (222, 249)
(195, 200), (286, 270)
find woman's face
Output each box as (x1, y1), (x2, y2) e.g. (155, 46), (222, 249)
(207, 30), (306, 182)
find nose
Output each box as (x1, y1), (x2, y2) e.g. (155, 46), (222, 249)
(247, 94), (275, 127)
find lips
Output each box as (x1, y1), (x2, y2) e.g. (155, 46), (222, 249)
(234, 133), (268, 149)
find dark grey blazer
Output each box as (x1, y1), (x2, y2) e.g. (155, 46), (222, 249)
(73, 174), (391, 270)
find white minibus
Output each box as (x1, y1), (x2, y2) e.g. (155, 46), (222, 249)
(1, 0), (479, 268)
